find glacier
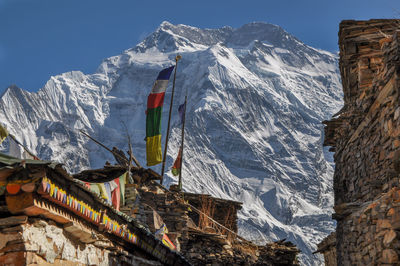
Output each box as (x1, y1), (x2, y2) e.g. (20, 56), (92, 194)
(0, 21), (343, 265)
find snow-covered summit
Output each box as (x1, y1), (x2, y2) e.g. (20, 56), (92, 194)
(0, 21), (342, 265)
(139, 21), (320, 52)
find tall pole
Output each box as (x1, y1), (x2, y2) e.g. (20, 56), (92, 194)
(8, 134), (39, 160)
(161, 55), (181, 183)
(178, 94), (187, 191)
(80, 130), (141, 168)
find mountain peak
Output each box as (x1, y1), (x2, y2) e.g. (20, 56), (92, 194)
(226, 22), (304, 50)
(135, 21), (312, 55)
(159, 20), (173, 27)
(1, 84), (23, 98)
(135, 21), (232, 53)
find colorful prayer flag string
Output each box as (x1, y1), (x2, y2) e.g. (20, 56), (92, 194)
(146, 66), (175, 166)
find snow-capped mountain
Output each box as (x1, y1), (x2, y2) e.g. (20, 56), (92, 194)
(0, 21), (342, 265)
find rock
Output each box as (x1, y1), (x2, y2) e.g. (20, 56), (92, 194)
(0, 232), (22, 250)
(381, 249), (398, 263)
(0, 216), (28, 227)
(222, 244), (232, 250)
(387, 208), (395, 217)
(377, 219), (391, 230)
(383, 230), (396, 246)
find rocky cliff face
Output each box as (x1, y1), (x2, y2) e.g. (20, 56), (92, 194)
(0, 21), (342, 265)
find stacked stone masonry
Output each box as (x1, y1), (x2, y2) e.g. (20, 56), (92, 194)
(322, 19), (400, 265)
(315, 232), (336, 266)
(0, 216), (162, 266)
(133, 182), (300, 265)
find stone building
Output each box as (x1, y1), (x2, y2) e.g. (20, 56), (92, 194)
(0, 153), (188, 265)
(132, 182), (300, 265)
(322, 19), (400, 265)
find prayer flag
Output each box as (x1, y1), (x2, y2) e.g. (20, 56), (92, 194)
(155, 223), (168, 237)
(155, 223), (175, 250)
(178, 102), (186, 125)
(119, 172), (127, 206)
(171, 149), (182, 176)
(0, 125), (8, 144)
(111, 178), (120, 211)
(98, 183), (111, 203)
(104, 182), (112, 204)
(8, 135), (39, 160)
(146, 66), (175, 166)
(162, 234), (176, 250)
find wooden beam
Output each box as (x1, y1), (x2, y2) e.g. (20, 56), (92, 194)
(5, 192), (37, 215)
(0, 215), (28, 227)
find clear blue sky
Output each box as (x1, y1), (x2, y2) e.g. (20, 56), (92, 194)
(1, 0), (399, 93)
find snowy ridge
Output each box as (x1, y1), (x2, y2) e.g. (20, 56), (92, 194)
(0, 21), (342, 265)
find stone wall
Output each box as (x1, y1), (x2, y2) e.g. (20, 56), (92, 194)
(132, 184), (190, 251)
(0, 216), (161, 266)
(336, 187), (400, 264)
(326, 20), (400, 205)
(315, 232), (336, 266)
(181, 232), (299, 266)
(323, 19), (400, 265)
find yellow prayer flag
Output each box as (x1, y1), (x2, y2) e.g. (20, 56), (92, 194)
(146, 135), (162, 166)
(0, 124), (8, 144)
(97, 183), (110, 202)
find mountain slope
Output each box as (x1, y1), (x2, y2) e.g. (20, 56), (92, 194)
(0, 21), (342, 265)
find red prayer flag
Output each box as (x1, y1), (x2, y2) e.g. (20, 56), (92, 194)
(171, 149), (182, 176)
(111, 178), (121, 211)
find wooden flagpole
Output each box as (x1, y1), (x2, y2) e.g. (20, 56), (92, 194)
(79, 129), (141, 168)
(178, 94), (187, 191)
(8, 134), (39, 160)
(161, 54), (181, 183)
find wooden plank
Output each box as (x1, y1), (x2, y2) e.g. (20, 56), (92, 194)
(42, 211), (70, 224)
(0, 215), (28, 227)
(27, 169), (46, 179)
